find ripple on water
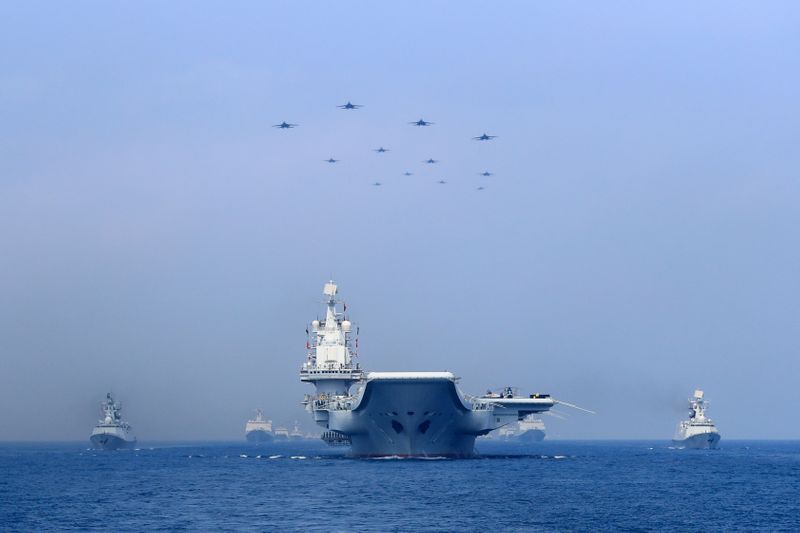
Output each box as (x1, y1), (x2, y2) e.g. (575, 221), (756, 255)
(2, 441), (798, 531)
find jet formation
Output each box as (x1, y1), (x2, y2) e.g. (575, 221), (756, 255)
(275, 101), (497, 190)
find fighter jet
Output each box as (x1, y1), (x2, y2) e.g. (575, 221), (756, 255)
(325, 158), (339, 163)
(472, 133), (497, 141)
(409, 119), (434, 127)
(424, 158), (438, 164)
(477, 186), (485, 191)
(373, 147), (390, 153)
(273, 122), (298, 129)
(480, 171), (493, 177)
(338, 101), (363, 110)
(403, 171), (413, 176)
(437, 180), (447, 185)
(373, 181), (382, 187)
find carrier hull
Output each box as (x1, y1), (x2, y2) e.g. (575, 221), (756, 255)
(322, 376), (550, 457)
(518, 429), (546, 442)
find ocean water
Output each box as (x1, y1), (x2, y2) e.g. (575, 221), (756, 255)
(1, 440), (798, 532)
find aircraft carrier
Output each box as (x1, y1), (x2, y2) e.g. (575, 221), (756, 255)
(300, 281), (555, 457)
(90, 393), (136, 450)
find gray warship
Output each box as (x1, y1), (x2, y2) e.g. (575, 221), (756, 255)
(673, 389), (721, 449)
(301, 281), (556, 457)
(90, 393), (136, 450)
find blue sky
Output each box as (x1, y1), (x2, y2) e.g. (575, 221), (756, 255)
(1, 1), (798, 439)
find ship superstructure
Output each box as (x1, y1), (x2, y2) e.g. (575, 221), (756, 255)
(90, 393), (136, 450)
(245, 409), (273, 442)
(300, 281), (555, 457)
(673, 389), (720, 449)
(517, 415), (546, 442)
(290, 421), (304, 440)
(487, 392), (546, 442)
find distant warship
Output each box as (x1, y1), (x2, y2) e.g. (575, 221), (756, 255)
(289, 421), (304, 440)
(245, 409), (273, 443)
(90, 393), (136, 450)
(517, 415), (546, 442)
(273, 426), (290, 440)
(301, 281), (557, 457)
(489, 403), (545, 442)
(673, 390), (720, 449)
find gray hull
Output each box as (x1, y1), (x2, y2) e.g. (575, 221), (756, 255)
(324, 378), (497, 457)
(90, 433), (135, 451)
(518, 429), (546, 443)
(246, 430), (273, 443)
(673, 432), (720, 449)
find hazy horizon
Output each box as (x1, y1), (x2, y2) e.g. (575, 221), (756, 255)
(1, 1), (798, 441)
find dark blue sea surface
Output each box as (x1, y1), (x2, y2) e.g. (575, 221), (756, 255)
(1, 440), (798, 531)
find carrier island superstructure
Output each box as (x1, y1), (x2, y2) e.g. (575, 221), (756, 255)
(300, 281), (555, 457)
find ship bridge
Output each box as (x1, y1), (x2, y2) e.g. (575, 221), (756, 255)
(299, 281), (362, 396)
